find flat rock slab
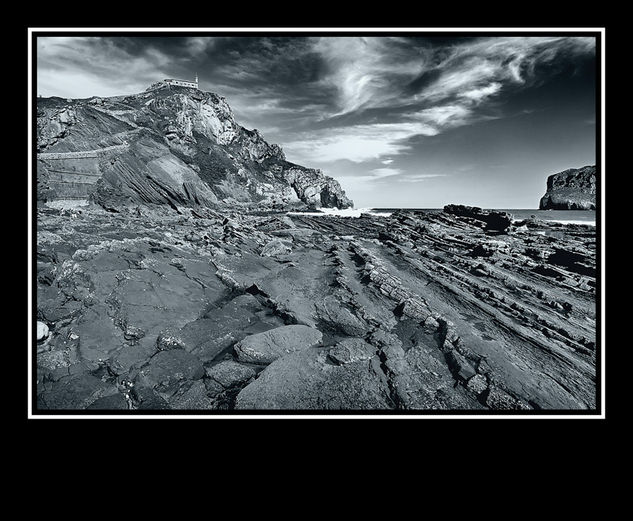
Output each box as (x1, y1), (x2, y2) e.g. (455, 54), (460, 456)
(234, 325), (323, 365)
(37, 373), (119, 410)
(235, 348), (392, 410)
(135, 349), (205, 395)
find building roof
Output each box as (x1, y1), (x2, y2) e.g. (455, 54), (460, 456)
(164, 78), (198, 83)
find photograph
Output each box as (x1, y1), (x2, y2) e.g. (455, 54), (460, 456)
(29, 28), (604, 417)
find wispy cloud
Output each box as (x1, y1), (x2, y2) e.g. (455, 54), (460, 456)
(282, 36), (595, 165)
(397, 173), (448, 182)
(283, 120), (438, 164)
(369, 167), (403, 178)
(312, 36), (595, 119)
(37, 37), (173, 97)
(313, 36), (425, 116)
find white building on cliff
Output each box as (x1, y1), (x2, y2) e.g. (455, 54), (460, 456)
(163, 74), (199, 89)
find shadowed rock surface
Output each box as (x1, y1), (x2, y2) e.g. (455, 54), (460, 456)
(539, 165), (596, 210)
(36, 203), (596, 411)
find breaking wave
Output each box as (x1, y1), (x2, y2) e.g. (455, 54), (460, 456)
(287, 207), (393, 218)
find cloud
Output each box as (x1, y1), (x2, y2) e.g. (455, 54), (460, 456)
(284, 35), (595, 165)
(282, 102), (490, 164)
(413, 104), (472, 127)
(369, 167), (403, 178)
(461, 82), (502, 102)
(313, 36), (424, 116)
(397, 173), (448, 182)
(283, 120), (438, 164)
(185, 37), (218, 56)
(312, 36), (595, 117)
(37, 37), (173, 97)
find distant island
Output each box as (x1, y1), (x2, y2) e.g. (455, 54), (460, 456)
(539, 165), (596, 210)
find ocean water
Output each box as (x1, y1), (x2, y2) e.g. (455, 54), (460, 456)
(289, 207), (596, 226)
(501, 209), (595, 226)
(372, 208), (596, 226)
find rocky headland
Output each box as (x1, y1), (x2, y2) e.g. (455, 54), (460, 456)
(539, 165), (596, 210)
(37, 83), (352, 211)
(34, 84), (597, 412)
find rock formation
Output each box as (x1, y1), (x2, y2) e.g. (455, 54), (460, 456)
(539, 165), (596, 210)
(36, 84), (353, 210)
(35, 202), (596, 411)
(443, 205), (514, 232)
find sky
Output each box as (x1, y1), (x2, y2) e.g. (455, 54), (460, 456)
(36, 33), (598, 208)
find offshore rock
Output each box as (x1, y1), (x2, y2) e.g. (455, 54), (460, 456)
(443, 204), (514, 232)
(539, 165), (596, 210)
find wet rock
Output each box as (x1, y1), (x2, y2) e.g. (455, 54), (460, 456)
(178, 294), (282, 362)
(168, 380), (213, 410)
(86, 393), (129, 410)
(135, 350), (205, 394)
(109, 341), (158, 375)
(133, 387), (171, 410)
(205, 360), (256, 389)
(443, 204), (513, 232)
(37, 373), (119, 410)
(74, 306), (124, 362)
(234, 325), (323, 365)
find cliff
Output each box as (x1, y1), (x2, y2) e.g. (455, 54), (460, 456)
(36, 84), (353, 210)
(539, 165), (596, 210)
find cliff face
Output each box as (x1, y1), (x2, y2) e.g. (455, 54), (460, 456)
(36, 84), (353, 210)
(539, 165), (596, 210)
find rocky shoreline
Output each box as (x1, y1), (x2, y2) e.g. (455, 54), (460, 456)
(35, 203), (596, 411)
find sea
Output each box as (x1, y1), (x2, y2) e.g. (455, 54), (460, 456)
(289, 207), (596, 227)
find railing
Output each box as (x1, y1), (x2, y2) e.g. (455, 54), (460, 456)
(38, 142), (129, 160)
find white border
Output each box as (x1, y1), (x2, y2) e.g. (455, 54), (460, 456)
(27, 27), (606, 419)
